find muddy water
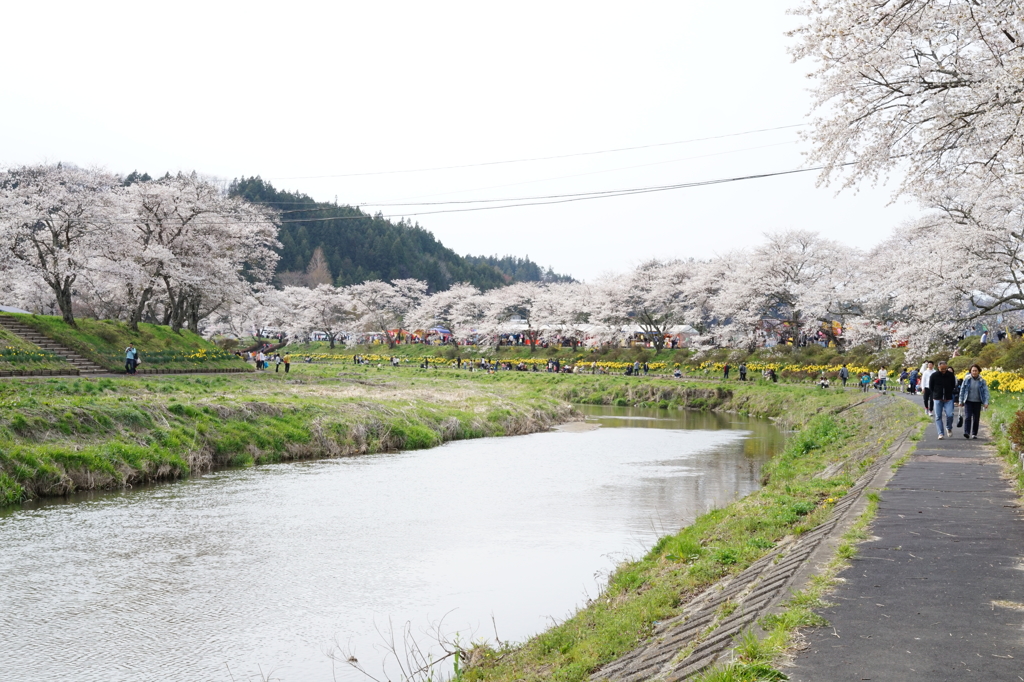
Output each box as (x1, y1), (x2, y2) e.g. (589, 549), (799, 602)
(0, 406), (783, 682)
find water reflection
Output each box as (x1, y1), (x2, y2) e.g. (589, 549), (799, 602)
(0, 406), (782, 682)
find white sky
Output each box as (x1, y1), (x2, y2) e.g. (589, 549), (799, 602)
(1, 1), (919, 281)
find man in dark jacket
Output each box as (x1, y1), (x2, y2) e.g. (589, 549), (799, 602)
(929, 360), (958, 439)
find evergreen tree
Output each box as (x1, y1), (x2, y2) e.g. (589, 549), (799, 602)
(228, 177), (572, 291)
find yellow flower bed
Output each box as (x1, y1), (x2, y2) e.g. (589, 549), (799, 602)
(980, 369), (1024, 393)
(293, 353), (1024, 391)
(697, 361), (874, 375)
(296, 353), (668, 371)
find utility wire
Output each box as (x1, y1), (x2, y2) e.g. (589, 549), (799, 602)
(375, 166), (830, 217)
(268, 123), (805, 180)
(91, 163), (839, 226)
(359, 142), (798, 207)
(257, 139), (800, 213)
(263, 164), (833, 222)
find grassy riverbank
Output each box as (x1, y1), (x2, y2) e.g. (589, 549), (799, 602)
(0, 365), (580, 505)
(0, 365), (902, 508)
(0, 313), (249, 373)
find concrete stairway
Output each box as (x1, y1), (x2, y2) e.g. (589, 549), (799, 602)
(0, 316), (107, 375)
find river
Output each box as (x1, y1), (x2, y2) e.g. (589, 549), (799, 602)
(0, 406), (783, 682)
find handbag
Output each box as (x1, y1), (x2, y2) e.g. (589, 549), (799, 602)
(956, 405), (964, 428)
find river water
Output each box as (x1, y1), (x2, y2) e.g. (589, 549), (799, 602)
(0, 406), (782, 682)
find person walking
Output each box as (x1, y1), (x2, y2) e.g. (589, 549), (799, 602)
(739, 363), (747, 381)
(723, 362), (730, 380)
(860, 372), (871, 392)
(920, 360), (936, 416)
(877, 366), (889, 393)
(274, 354), (282, 372)
(283, 353), (291, 373)
(839, 364), (849, 387)
(908, 367), (919, 395)
(929, 360), (958, 439)
(125, 345), (137, 375)
(958, 364), (989, 439)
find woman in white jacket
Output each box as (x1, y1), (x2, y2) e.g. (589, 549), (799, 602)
(920, 360), (936, 416)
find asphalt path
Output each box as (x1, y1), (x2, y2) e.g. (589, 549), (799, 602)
(789, 393), (1024, 681)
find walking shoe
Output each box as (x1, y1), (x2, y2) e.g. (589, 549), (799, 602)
(972, 435), (978, 439)
(938, 434), (944, 440)
(964, 433), (970, 438)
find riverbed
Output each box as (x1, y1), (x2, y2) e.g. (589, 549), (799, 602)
(0, 406), (783, 682)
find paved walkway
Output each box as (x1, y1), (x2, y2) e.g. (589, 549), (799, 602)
(790, 395), (1024, 681)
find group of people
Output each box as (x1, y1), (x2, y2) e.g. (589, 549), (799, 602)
(721, 363), (754, 381)
(249, 350), (291, 372)
(918, 360), (990, 440)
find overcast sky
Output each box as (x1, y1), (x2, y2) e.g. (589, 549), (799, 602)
(2, 1), (919, 281)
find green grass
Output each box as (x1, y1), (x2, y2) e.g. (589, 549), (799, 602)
(1, 313), (250, 372)
(0, 365), (581, 505)
(0, 326), (78, 374)
(984, 391), (1024, 493)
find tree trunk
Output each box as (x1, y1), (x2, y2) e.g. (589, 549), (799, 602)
(52, 276), (77, 328)
(129, 286), (154, 333)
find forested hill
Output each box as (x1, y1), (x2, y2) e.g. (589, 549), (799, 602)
(229, 177), (572, 291)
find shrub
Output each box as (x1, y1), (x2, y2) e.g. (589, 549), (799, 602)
(997, 340), (1024, 370)
(978, 342), (1005, 367)
(1006, 411), (1024, 452)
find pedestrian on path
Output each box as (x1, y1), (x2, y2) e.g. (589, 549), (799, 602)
(860, 372), (871, 392)
(839, 364), (849, 387)
(125, 345), (138, 375)
(958, 364), (990, 439)
(274, 354), (282, 372)
(929, 360), (958, 439)
(908, 367), (919, 395)
(920, 360), (936, 415)
(877, 366), (889, 392)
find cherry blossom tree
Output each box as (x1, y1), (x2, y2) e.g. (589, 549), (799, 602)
(406, 283), (482, 344)
(596, 260), (692, 351)
(483, 282), (545, 350)
(349, 279), (427, 347)
(534, 282), (593, 348)
(0, 164), (120, 326)
(291, 284), (359, 348)
(790, 0), (1024, 200)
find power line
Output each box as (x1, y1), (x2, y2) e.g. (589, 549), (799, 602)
(359, 142), (799, 207)
(372, 166), (829, 217)
(267, 123), (805, 180)
(88, 163), (836, 226)
(261, 164), (831, 222)
(258, 139), (799, 213)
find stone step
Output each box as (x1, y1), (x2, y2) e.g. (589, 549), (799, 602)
(0, 317), (108, 374)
